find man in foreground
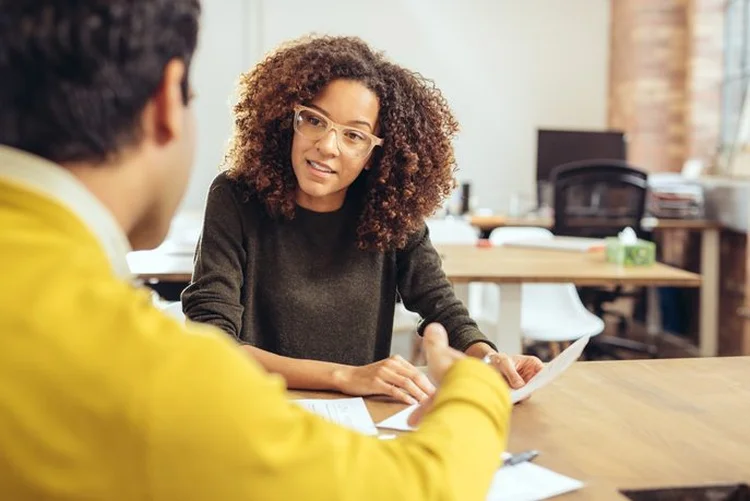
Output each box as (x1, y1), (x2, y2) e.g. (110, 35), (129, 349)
(0, 1), (511, 500)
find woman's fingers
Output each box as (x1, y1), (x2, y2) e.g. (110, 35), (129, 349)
(378, 366), (427, 403)
(389, 355), (436, 398)
(374, 376), (418, 405)
(486, 353), (525, 389)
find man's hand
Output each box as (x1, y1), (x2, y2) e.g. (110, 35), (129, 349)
(407, 323), (465, 427)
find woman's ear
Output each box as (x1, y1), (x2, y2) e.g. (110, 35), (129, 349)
(364, 155), (376, 171)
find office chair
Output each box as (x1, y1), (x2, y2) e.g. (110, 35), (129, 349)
(549, 159), (658, 359)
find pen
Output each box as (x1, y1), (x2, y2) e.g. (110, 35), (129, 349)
(503, 450), (539, 467)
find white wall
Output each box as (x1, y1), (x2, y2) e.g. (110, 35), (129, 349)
(182, 0), (610, 214)
(179, 0), (248, 215)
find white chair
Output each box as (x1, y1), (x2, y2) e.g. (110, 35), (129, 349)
(478, 227), (604, 355)
(161, 301), (186, 323)
(425, 216), (480, 244)
(390, 304), (421, 361)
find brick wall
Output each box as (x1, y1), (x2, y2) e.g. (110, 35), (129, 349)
(609, 0), (724, 172)
(609, 1), (741, 353)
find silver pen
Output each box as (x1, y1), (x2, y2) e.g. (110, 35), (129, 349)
(503, 449), (540, 467)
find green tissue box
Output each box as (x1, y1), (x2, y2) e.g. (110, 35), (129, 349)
(605, 238), (656, 266)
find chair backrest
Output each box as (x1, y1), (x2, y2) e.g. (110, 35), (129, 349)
(489, 227), (554, 246)
(425, 217), (479, 244)
(549, 160), (648, 238)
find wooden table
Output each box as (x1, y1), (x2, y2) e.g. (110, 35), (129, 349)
(506, 357), (750, 499)
(295, 357), (750, 500)
(437, 245), (701, 355)
(469, 214), (721, 234)
(129, 244), (701, 356)
(127, 251), (193, 283)
(468, 215), (721, 357)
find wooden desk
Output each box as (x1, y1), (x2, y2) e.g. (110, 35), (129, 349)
(438, 245), (700, 287)
(468, 215), (721, 233)
(127, 251), (193, 283)
(437, 245), (701, 355)
(468, 215), (721, 358)
(295, 357), (750, 500)
(129, 245), (701, 356)
(507, 357), (750, 498)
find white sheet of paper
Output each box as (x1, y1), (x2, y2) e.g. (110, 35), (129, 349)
(509, 335), (590, 404)
(294, 397), (378, 436)
(376, 336), (590, 432)
(487, 453), (584, 501)
(376, 403), (419, 431)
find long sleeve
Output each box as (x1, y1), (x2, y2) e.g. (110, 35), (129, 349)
(396, 225), (497, 352)
(181, 173), (246, 339)
(146, 318), (511, 501)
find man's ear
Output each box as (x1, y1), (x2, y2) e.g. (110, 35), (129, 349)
(145, 59), (187, 145)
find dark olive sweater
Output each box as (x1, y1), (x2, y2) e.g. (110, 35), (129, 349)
(181, 172), (493, 366)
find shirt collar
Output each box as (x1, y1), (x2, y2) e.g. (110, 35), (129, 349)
(0, 145), (133, 280)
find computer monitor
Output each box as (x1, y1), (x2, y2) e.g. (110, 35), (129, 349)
(536, 129), (627, 181)
(535, 129), (627, 207)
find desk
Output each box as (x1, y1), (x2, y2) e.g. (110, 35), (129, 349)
(438, 245), (701, 355)
(127, 251), (193, 283)
(294, 357), (750, 500)
(129, 245), (701, 356)
(469, 215), (721, 358)
(469, 215), (720, 233)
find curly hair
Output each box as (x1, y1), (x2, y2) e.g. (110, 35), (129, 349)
(225, 35), (460, 252)
(0, 0), (200, 164)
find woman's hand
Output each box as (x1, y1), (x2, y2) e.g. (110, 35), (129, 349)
(465, 342), (543, 390)
(332, 354), (436, 405)
(483, 352), (544, 390)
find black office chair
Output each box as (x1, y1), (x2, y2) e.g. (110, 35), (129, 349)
(549, 160), (658, 359)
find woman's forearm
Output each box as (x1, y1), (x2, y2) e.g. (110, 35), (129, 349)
(241, 344), (350, 391)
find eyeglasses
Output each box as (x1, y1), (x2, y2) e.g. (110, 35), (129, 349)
(293, 105), (383, 158)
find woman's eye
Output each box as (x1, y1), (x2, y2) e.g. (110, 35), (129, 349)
(306, 115), (323, 127)
(345, 130), (366, 142)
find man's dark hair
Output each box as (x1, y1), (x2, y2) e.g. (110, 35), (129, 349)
(0, 1), (201, 164)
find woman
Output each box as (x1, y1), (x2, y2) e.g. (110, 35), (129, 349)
(182, 35), (542, 404)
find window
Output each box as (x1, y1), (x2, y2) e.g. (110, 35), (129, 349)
(722, 0), (750, 149)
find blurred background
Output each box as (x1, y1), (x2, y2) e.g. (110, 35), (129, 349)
(142, 0), (750, 359)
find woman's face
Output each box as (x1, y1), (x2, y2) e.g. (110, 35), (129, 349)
(291, 79), (380, 212)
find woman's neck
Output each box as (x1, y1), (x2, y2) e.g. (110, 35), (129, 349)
(295, 189), (347, 213)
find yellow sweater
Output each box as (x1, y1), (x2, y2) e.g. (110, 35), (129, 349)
(0, 174), (511, 500)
